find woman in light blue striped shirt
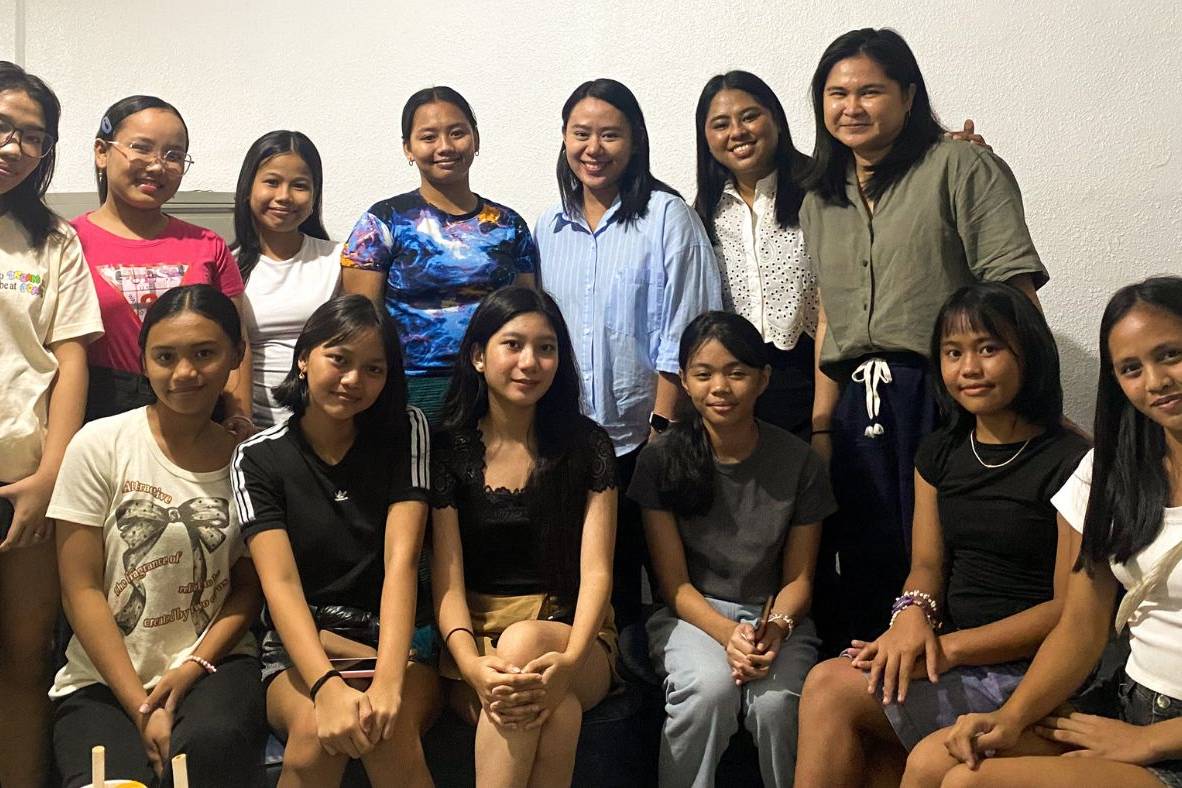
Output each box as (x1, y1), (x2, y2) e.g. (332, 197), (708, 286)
(535, 78), (722, 626)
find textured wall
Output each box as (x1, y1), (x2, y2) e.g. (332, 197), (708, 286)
(14, 0), (1182, 424)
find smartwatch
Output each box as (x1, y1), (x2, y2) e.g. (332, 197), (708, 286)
(649, 412), (672, 434)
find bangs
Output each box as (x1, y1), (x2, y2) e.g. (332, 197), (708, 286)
(937, 304), (1020, 358)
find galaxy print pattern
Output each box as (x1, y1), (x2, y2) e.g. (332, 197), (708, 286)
(342, 191), (538, 375)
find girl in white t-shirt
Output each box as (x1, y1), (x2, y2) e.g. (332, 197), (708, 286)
(0, 61), (103, 787)
(49, 284), (266, 787)
(231, 131), (341, 428)
(930, 276), (1182, 788)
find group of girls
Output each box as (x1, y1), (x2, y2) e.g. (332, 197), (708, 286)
(1, 18), (1181, 788)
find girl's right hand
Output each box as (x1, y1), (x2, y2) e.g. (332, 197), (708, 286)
(314, 679), (376, 758)
(725, 622), (759, 684)
(461, 655), (544, 728)
(944, 711), (1022, 769)
(862, 605), (941, 705)
(136, 706), (173, 777)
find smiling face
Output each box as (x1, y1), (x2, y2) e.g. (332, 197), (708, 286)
(298, 327), (389, 424)
(939, 325), (1023, 418)
(249, 151), (314, 237)
(95, 108), (188, 210)
(563, 97), (634, 202)
(1108, 303), (1182, 437)
(0, 89), (47, 196)
(704, 88), (779, 182)
(403, 100), (478, 187)
(473, 312), (559, 412)
(822, 54), (914, 162)
(681, 338), (769, 431)
(143, 311), (240, 418)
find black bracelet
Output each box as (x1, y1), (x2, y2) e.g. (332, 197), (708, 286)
(309, 669), (342, 703)
(444, 626), (476, 648)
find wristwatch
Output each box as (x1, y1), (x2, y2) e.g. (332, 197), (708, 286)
(649, 412), (672, 434)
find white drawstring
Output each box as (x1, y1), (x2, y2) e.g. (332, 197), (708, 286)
(851, 358), (892, 438)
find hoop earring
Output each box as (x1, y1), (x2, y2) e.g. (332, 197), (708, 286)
(408, 159), (415, 166)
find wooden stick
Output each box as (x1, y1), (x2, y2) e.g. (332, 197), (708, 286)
(172, 753), (188, 788)
(91, 745), (105, 787)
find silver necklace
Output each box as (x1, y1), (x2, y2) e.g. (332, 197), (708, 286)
(970, 431), (1032, 469)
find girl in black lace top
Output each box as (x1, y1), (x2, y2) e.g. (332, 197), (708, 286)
(430, 285), (617, 786)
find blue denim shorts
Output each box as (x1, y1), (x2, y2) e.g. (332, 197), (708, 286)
(1119, 676), (1182, 787)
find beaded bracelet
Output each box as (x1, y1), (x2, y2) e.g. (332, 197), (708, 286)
(766, 613), (795, 637)
(184, 655), (217, 674)
(889, 589), (941, 630)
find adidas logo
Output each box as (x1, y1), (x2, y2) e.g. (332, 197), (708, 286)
(333, 490), (349, 502)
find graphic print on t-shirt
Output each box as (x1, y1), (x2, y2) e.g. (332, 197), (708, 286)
(112, 494), (230, 636)
(97, 263), (190, 321)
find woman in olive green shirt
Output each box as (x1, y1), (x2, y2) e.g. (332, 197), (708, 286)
(800, 27), (1048, 647)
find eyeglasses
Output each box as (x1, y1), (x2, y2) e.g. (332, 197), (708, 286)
(0, 117), (55, 159)
(104, 139), (194, 174)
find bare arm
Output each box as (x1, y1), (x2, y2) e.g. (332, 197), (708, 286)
(0, 338), (89, 551)
(431, 505), (479, 671)
(563, 486), (617, 665)
(811, 298), (840, 462)
(342, 268), (387, 309)
(1006, 273), (1042, 312)
(941, 517), (1078, 667)
(247, 529), (334, 688)
(57, 521), (152, 718)
(371, 499), (428, 693)
(643, 507), (736, 645)
(221, 296), (255, 433)
(772, 521), (822, 623)
(650, 372), (682, 442)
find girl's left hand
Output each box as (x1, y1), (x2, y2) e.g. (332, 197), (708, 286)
(139, 660), (206, 717)
(520, 651), (576, 728)
(741, 623), (786, 684)
(0, 473), (55, 552)
(1034, 712), (1160, 764)
(362, 679), (403, 742)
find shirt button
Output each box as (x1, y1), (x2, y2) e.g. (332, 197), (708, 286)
(861, 259), (869, 268)
(863, 303), (868, 311)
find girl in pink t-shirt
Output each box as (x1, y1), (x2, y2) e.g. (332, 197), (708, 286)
(76, 95), (254, 438)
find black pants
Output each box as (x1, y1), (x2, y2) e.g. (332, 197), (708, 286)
(52, 655), (267, 788)
(754, 337), (815, 440)
(612, 445), (645, 630)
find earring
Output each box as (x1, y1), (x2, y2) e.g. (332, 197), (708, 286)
(298, 371), (306, 380)
(408, 159), (415, 166)
(475, 150), (480, 157)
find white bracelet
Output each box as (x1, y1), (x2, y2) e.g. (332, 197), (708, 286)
(185, 655), (217, 674)
(766, 613), (795, 636)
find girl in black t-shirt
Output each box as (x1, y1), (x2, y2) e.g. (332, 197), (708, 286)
(795, 282), (1089, 786)
(233, 295), (437, 786)
(430, 285), (617, 787)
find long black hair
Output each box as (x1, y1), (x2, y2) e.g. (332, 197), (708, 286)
(657, 311), (769, 517)
(0, 60), (62, 248)
(440, 285), (591, 601)
(272, 294), (409, 438)
(95, 95), (189, 204)
(400, 86), (478, 141)
(805, 28), (945, 206)
(231, 130), (329, 281)
(929, 282), (1064, 437)
(557, 78), (678, 227)
(693, 71), (810, 241)
(1079, 276), (1182, 573)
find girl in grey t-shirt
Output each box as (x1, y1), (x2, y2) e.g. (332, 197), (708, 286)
(628, 311), (836, 787)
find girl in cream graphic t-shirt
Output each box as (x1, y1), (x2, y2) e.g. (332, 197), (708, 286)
(49, 407), (254, 696)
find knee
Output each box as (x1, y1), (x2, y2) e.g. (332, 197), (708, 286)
(666, 665), (738, 723)
(940, 763), (988, 788)
(281, 711), (334, 773)
(903, 732), (956, 788)
(494, 622), (552, 667)
(799, 658), (864, 720)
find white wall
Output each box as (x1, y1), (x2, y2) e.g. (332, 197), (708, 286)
(9, 0), (1182, 424)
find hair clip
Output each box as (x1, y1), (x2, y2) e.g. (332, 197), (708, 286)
(100, 115), (113, 135)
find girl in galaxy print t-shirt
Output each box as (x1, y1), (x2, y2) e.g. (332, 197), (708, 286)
(341, 86), (537, 423)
